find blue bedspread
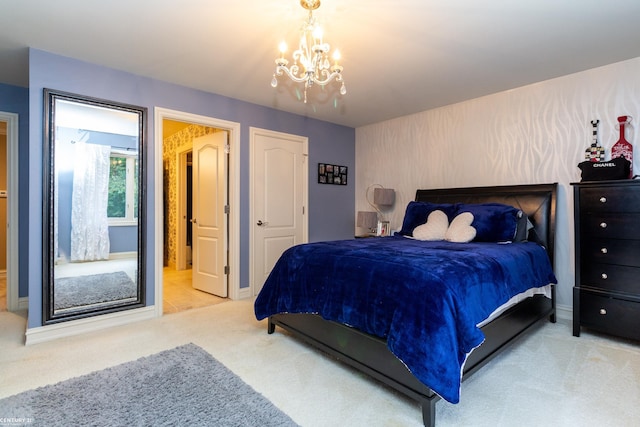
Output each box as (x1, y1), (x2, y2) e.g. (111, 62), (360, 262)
(254, 236), (556, 403)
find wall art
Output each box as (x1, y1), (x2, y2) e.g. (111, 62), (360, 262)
(318, 163), (348, 185)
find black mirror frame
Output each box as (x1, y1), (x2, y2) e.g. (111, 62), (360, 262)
(42, 88), (147, 324)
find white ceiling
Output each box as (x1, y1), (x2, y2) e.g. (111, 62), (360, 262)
(2, 0), (640, 128)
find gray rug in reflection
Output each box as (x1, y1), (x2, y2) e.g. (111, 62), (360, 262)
(0, 343), (298, 427)
(54, 271), (136, 310)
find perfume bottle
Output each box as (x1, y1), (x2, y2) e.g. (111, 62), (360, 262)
(611, 116), (633, 178)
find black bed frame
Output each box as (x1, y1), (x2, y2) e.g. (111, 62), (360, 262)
(267, 183), (558, 426)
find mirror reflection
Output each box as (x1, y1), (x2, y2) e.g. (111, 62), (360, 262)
(44, 90), (146, 323)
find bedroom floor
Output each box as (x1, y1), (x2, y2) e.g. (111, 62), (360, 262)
(1, 301), (639, 426)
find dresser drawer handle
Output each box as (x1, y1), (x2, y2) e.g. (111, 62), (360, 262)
(599, 197), (607, 203)
(601, 273), (608, 280)
(600, 247), (608, 254)
(600, 222), (607, 228)
(599, 308), (607, 315)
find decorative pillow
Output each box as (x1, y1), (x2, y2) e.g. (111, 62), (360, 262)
(398, 202), (458, 236)
(454, 203), (522, 242)
(413, 210), (449, 241)
(445, 212), (476, 243)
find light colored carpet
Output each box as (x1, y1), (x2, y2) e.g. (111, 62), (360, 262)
(0, 343), (297, 426)
(1, 300), (639, 426)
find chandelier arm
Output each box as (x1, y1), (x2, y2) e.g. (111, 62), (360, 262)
(275, 65), (343, 87)
(275, 66), (312, 84)
(272, 0), (345, 100)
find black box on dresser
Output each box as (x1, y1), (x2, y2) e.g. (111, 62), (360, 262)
(572, 179), (640, 341)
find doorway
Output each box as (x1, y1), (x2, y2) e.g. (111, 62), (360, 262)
(162, 121), (227, 313)
(155, 109), (241, 318)
(0, 112), (19, 312)
(0, 120), (7, 311)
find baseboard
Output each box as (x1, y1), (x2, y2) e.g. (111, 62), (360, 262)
(17, 296), (28, 311)
(555, 303), (572, 322)
(108, 251), (137, 260)
(237, 286), (251, 300)
(25, 305), (156, 345)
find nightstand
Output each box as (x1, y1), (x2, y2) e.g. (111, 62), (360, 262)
(572, 179), (640, 340)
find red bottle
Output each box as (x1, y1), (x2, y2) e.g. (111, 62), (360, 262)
(611, 116), (633, 178)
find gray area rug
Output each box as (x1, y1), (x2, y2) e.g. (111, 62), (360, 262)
(54, 271), (136, 310)
(0, 343), (298, 427)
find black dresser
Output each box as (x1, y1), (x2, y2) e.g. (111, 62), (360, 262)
(572, 179), (640, 340)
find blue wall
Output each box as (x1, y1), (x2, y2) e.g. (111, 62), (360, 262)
(26, 49), (355, 328)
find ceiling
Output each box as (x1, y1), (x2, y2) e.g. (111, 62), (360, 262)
(2, 0), (640, 128)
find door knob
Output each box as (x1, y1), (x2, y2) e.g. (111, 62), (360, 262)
(190, 218), (197, 224)
(257, 220), (268, 226)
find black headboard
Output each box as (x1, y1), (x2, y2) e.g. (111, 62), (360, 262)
(415, 183), (557, 264)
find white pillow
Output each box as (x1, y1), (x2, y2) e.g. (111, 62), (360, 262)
(445, 212), (476, 243)
(413, 210), (449, 241)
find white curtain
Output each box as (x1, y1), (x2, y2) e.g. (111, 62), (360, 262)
(70, 141), (111, 261)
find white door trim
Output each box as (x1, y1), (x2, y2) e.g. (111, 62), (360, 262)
(175, 143), (192, 271)
(0, 111), (21, 311)
(154, 108), (241, 318)
(249, 127), (308, 297)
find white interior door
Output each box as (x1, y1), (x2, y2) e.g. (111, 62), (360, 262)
(192, 132), (227, 297)
(251, 128), (308, 296)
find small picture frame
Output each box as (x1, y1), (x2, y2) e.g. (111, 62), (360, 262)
(318, 163), (348, 185)
(377, 221), (390, 237)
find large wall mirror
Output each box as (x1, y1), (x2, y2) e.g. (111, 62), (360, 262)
(43, 89), (147, 324)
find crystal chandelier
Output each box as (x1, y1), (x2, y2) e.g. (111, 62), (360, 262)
(271, 0), (346, 103)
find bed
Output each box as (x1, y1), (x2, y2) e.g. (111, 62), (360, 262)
(254, 183), (557, 426)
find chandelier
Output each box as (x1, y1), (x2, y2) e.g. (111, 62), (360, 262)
(270, 0), (346, 103)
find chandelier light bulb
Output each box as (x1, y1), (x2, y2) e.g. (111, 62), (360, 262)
(312, 26), (323, 43)
(271, 0), (345, 103)
(278, 41), (287, 56)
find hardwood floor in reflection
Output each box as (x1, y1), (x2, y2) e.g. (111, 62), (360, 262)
(162, 266), (226, 314)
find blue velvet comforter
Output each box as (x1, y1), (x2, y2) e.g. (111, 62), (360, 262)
(254, 236), (557, 403)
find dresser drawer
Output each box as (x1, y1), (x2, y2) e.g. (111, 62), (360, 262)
(579, 186), (640, 213)
(579, 213), (640, 239)
(580, 263), (640, 294)
(579, 291), (640, 340)
(580, 238), (640, 267)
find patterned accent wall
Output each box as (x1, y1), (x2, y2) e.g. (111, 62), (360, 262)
(163, 124), (217, 267)
(356, 56), (640, 312)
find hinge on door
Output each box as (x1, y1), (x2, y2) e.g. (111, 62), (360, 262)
(224, 205), (230, 214)
(224, 265), (230, 275)
(302, 206), (305, 215)
(225, 143), (230, 154)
